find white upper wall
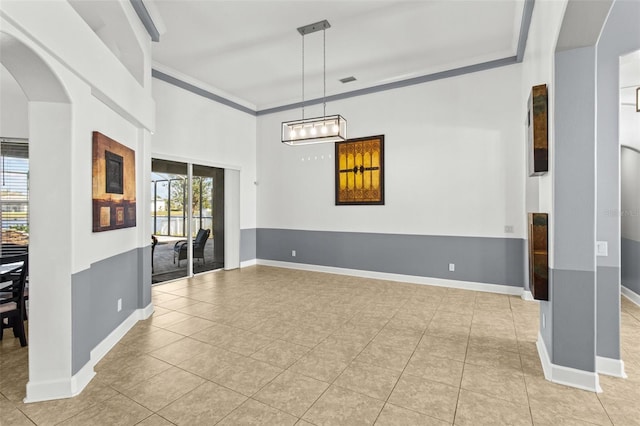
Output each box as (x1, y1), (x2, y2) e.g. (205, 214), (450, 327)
(0, 64), (28, 138)
(257, 64), (525, 238)
(621, 147), (640, 242)
(151, 79), (257, 230)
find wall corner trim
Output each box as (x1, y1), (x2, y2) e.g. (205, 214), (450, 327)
(596, 356), (627, 378)
(537, 333), (602, 393)
(24, 303), (154, 403)
(241, 259), (257, 268)
(521, 290), (536, 301)
(256, 259), (524, 296)
(622, 286), (640, 307)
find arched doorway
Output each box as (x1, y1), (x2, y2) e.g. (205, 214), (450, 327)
(1, 31), (75, 402)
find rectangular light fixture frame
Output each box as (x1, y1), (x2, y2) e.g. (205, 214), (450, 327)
(282, 114), (347, 145)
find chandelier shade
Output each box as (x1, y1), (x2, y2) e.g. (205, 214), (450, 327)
(282, 114), (347, 145)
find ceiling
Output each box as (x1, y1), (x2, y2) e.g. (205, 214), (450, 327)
(145, 0), (527, 111)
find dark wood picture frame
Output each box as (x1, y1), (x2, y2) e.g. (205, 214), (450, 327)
(335, 135), (384, 205)
(105, 150), (124, 194)
(528, 84), (548, 176)
(528, 212), (549, 301)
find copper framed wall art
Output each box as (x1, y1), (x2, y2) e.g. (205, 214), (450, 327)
(335, 135), (384, 205)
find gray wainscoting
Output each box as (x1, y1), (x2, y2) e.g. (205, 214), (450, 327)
(622, 238), (640, 296)
(241, 228), (257, 262)
(256, 228), (524, 287)
(597, 266), (621, 359)
(551, 268), (596, 372)
(71, 247), (150, 374)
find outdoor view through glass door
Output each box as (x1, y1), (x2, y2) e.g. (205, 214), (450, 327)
(151, 159), (224, 284)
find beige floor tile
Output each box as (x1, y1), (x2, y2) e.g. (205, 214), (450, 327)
(148, 337), (213, 365)
(0, 397), (35, 426)
(334, 362), (401, 401)
(14, 378), (118, 425)
(57, 394), (152, 426)
(598, 374), (640, 402)
(416, 335), (469, 362)
(303, 385), (384, 426)
(136, 414), (176, 425)
(119, 366), (205, 412)
(212, 356), (283, 396)
(465, 344), (522, 372)
(216, 329), (274, 356)
(254, 371), (329, 417)
(405, 352), (464, 387)
(149, 311), (192, 329)
(374, 403), (450, 425)
(99, 354), (173, 392)
(526, 376), (611, 425)
(388, 373), (459, 423)
(454, 389), (532, 425)
(468, 333), (520, 353)
(289, 352), (349, 383)
(217, 398), (298, 425)
(280, 325), (331, 348)
(154, 296), (199, 311)
(354, 342), (414, 371)
(177, 345), (243, 381)
(162, 316), (216, 336)
(116, 328), (185, 355)
(158, 381), (247, 425)
(598, 394), (640, 426)
(250, 339), (310, 368)
(461, 362), (528, 404)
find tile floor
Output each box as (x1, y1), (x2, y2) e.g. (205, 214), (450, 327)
(1, 266), (640, 425)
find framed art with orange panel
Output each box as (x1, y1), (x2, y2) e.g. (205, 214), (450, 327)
(92, 131), (136, 232)
(335, 135), (384, 205)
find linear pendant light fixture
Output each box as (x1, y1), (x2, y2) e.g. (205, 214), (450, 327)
(282, 20), (347, 145)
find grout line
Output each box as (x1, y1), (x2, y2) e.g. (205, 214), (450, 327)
(451, 292), (477, 425)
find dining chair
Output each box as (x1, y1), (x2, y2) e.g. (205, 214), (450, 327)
(0, 254), (29, 346)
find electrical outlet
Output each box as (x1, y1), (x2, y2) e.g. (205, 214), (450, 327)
(292, 250), (296, 257)
(117, 298), (122, 312)
(504, 225), (514, 233)
(448, 263), (455, 272)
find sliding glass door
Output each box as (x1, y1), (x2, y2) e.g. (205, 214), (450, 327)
(151, 159), (224, 284)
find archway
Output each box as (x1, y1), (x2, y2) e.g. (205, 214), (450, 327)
(1, 31), (75, 402)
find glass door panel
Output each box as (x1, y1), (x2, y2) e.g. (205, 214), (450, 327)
(192, 165), (224, 273)
(151, 159), (188, 284)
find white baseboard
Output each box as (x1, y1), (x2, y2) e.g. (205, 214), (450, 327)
(622, 286), (640, 307)
(597, 356), (627, 378)
(241, 259), (257, 268)
(24, 303), (154, 403)
(521, 290), (536, 301)
(256, 259), (524, 296)
(536, 333), (602, 393)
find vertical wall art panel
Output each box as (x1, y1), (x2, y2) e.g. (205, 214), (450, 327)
(528, 84), (548, 176)
(92, 131), (136, 232)
(529, 212), (549, 300)
(335, 135), (384, 205)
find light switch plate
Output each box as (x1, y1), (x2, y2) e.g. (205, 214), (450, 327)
(596, 241), (608, 257)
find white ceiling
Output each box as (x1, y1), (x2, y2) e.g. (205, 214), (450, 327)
(147, 0), (526, 110)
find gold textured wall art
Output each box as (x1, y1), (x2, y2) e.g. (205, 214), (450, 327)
(335, 135), (384, 205)
(92, 131), (136, 232)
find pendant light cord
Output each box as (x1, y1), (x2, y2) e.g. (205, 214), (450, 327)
(323, 28), (326, 118)
(301, 33), (305, 120)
